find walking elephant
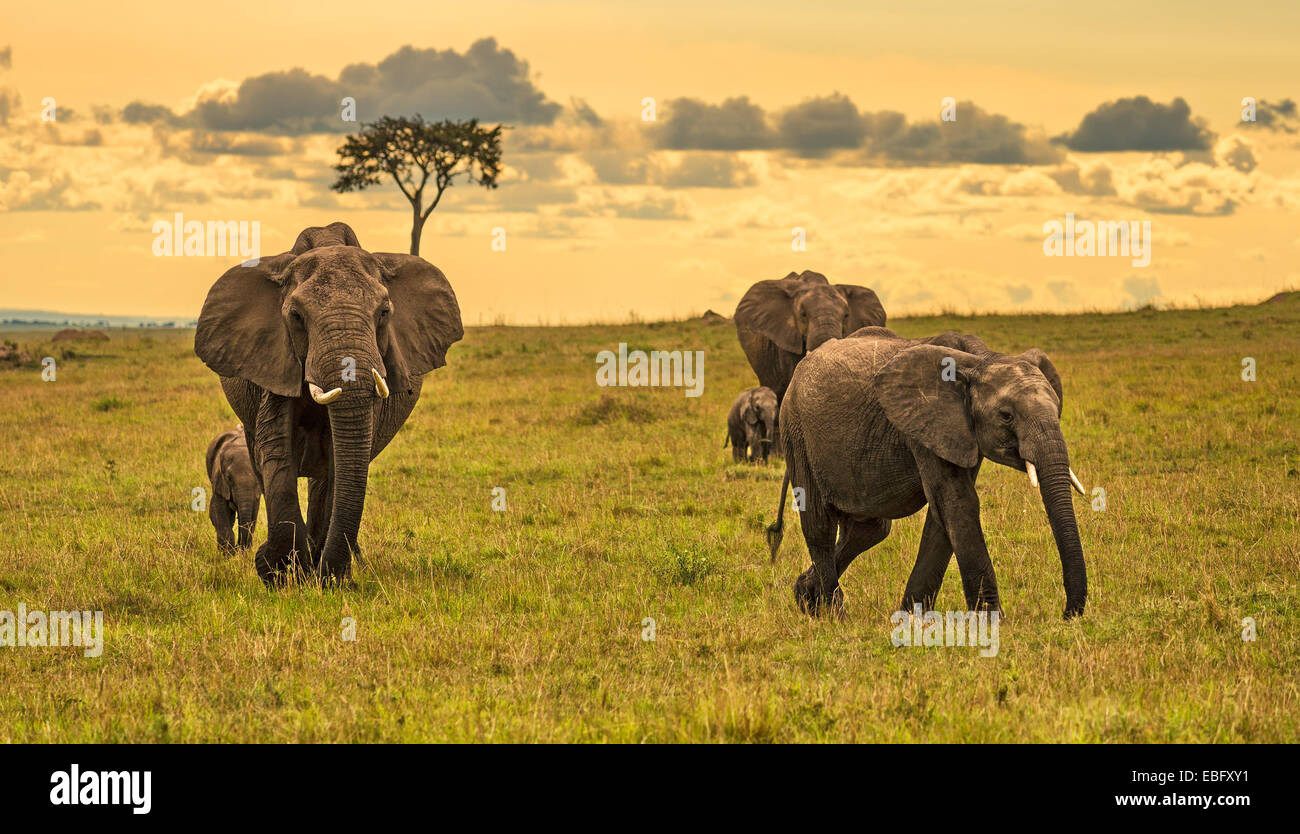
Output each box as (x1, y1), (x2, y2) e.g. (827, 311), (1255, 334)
(725, 386), (778, 463)
(766, 327), (1088, 620)
(734, 270), (886, 405)
(205, 427), (260, 553)
(195, 222), (463, 586)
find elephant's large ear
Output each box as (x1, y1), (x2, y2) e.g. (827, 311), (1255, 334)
(205, 432), (232, 497)
(734, 275), (802, 354)
(837, 284), (887, 332)
(876, 344), (979, 468)
(195, 257), (301, 398)
(375, 254), (464, 392)
(1017, 348), (1064, 414)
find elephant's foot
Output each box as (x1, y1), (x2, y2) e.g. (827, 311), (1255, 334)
(255, 525), (312, 588)
(319, 562), (353, 589)
(794, 571), (845, 619)
(254, 542), (290, 588)
(317, 541), (357, 588)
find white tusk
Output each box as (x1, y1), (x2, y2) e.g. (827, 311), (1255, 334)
(1069, 468), (1086, 496)
(371, 368), (389, 399)
(309, 383), (342, 404)
(1025, 460), (1039, 488)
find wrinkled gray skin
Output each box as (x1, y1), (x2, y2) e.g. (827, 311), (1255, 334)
(767, 327), (1087, 621)
(725, 386), (778, 463)
(206, 428), (261, 553)
(195, 222), (463, 586)
(734, 271), (887, 407)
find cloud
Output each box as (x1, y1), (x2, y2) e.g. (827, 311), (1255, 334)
(656, 153), (758, 188)
(1005, 284), (1033, 304)
(1121, 156), (1252, 216)
(1214, 134), (1258, 173)
(1056, 96), (1214, 151)
(559, 188), (692, 220)
(1047, 159), (1118, 196)
(1123, 275), (1162, 306)
(1241, 98), (1297, 133)
(121, 101), (180, 125)
(580, 150), (757, 189)
(123, 39), (561, 136)
(0, 170), (100, 211)
(866, 101), (1062, 165)
(153, 127), (292, 162)
(651, 97), (775, 150)
(0, 87), (19, 126)
(778, 93), (865, 157)
(570, 98), (603, 127)
(652, 95), (1058, 164)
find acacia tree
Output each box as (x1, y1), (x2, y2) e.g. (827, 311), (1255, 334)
(332, 115), (504, 255)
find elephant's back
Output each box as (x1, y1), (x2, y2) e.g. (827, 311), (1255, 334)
(783, 336), (912, 505)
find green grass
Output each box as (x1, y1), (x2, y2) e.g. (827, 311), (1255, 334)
(1, 299), (1297, 742)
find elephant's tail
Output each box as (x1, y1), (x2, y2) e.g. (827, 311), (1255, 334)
(765, 469), (790, 562)
(723, 430), (730, 448)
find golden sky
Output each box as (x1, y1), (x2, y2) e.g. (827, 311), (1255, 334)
(2, 0), (1299, 321)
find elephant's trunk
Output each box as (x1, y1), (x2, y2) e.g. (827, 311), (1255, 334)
(805, 315), (843, 353)
(320, 396), (373, 582)
(1023, 424), (1087, 619)
(235, 497), (258, 549)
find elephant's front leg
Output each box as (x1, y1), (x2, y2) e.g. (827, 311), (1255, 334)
(794, 498), (844, 618)
(900, 507), (952, 612)
(251, 395), (307, 587)
(916, 453), (1001, 613)
(306, 476), (333, 567)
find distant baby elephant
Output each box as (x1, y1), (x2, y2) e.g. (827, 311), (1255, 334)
(206, 428), (261, 553)
(725, 387), (778, 463)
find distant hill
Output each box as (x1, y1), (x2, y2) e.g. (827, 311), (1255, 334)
(0, 309), (197, 329)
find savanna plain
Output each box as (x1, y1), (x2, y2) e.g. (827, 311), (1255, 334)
(1, 298), (1297, 742)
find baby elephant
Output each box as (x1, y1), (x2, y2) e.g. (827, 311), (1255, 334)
(725, 387), (779, 463)
(205, 428), (261, 553)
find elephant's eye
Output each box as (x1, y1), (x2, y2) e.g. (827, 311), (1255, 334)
(289, 309), (304, 326)
(997, 408), (1014, 424)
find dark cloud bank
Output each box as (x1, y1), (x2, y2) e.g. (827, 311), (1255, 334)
(122, 38), (561, 134)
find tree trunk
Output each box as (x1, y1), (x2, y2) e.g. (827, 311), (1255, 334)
(410, 201), (425, 256)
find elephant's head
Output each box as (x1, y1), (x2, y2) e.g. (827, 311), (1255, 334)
(876, 344), (1087, 619)
(748, 387), (778, 451)
(195, 222), (463, 575)
(735, 271), (886, 356)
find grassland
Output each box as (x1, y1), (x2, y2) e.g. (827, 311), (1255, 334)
(1, 298), (1297, 742)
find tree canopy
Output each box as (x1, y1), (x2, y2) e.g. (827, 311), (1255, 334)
(332, 115), (504, 255)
